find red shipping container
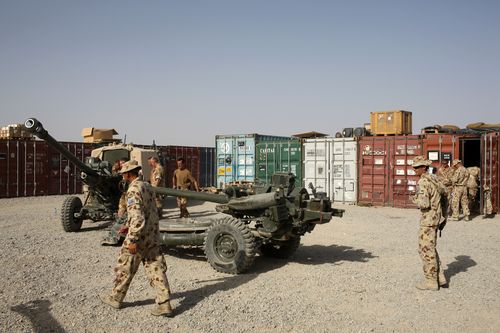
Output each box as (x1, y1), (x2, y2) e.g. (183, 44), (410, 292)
(358, 135), (423, 208)
(482, 132), (499, 214)
(159, 146), (200, 188)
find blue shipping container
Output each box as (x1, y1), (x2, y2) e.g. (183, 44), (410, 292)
(216, 134), (293, 188)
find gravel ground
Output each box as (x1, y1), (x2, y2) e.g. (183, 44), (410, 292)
(0, 195), (499, 333)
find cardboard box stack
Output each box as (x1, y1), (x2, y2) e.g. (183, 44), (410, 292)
(0, 124), (34, 140)
(81, 127), (120, 143)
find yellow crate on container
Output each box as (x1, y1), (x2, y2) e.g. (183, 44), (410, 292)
(370, 110), (412, 135)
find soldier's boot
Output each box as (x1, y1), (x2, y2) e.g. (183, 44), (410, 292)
(415, 278), (439, 291)
(451, 216), (460, 221)
(99, 294), (122, 309)
(101, 234), (120, 246)
(465, 215), (471, 221)
(151, 300), (173, 317)
(438, 272), (448, 288)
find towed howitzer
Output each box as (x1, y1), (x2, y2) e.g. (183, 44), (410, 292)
(152, 173), (344, 274)
(25, 118), (125, 231)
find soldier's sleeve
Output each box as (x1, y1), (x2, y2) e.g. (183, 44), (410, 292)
(151, 168), (159, 187)
(415, 179), (431, 209)
(126, 187), (146, 242)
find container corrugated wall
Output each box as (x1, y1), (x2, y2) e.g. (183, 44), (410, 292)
(303, 138), (357, 204)
(215, 134), (293, 187)
(482, 132), (499, 214)
(160, 146), (200, 188)
(256, 141), (302, 187)
(199, 147), (216, 187)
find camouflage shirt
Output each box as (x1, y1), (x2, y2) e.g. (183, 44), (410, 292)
(437, 166), (453, 187)
(150, 164), (165, 187)
(451, 165), (469, 186)
(413, 173), (443, 227)
(125, 178), (160, 249)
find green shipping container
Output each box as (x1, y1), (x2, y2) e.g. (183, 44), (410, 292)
(256, 141), (302, 187)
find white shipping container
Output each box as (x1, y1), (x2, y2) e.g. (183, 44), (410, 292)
(303, 137), (357, 204)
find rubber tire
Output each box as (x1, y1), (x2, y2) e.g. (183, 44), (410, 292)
(61, 196), (83, 232)
(204, 216), (255, 274)
(260, 237), (301, 259)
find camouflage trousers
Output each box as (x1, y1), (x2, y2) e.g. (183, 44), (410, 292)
(155, 195), (164, 217)
(177, 196), (189, 218)
(484, 189), (493, 215)
(451, 186), (469, 219)
(111, 245), (171, 304)
(468, 186), (478, 201)
(418, 226), (444, 280)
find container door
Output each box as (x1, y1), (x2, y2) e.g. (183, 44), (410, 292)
(235, 137), (255, 182)
(358, 137), (391, 206)
(216, 137), (236, 187)
(332, 138), (357, 204)
(482, 133), (499, 214)
(256, 142), (276, 184)
(303, 139), (331, 198)
(279, 142), (302, 188)
(199, 147), (216, 188)
(391, 136), (422, 208)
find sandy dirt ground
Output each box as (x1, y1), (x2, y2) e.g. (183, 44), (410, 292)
(0, 195), (499, 332)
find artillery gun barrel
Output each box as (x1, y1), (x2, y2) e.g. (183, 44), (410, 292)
(24, 118), (98, 176)
(152, 187), (230, 204)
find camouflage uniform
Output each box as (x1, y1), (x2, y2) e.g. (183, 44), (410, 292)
(150, 164), (165, 217)
(451, 163), (470, 220)
(483, 185), (493, 216)
(437, 164), (453, 216)
(466, 167), (480, 200)
(413, 173), (445, 284)
(109, 178), (171, 305)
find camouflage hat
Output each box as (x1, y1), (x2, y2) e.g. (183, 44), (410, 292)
(412, 155), (432, 168)
(452, 159), (462, 167)
(119, 160), (141, 174)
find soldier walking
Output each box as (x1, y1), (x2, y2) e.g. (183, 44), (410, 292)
(437, 159), (453, 216)
(100, 160), (173, 316)
(148, 156), (165, 218)
(412, 156), (447, 291)
(450, 159), (470, 221)
(172, 157), (199, 218)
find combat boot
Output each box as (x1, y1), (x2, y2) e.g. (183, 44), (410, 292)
(465, 215), (471, 221)
(438, 272), (448, 288)
(415, 278), (439, 291)
(99, 294), (122, 309)
(151, 301), (173, 317)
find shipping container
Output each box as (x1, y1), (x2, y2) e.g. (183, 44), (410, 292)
(358, 135), (423, 207)
(370, 110), (412, 136)
(303, 138), (358, 204)
(256, 141), (302, 188)
(481, 132), (499, 214)
(199, 147), (216, 188)
(215, 134), (293, 187)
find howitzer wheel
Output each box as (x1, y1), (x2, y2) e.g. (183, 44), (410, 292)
(61, 196), (83, 232)
(260, 236), (301, 259)
(204, 216), (255, 274)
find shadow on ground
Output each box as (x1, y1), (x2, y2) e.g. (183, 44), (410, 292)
(11, 300), (65, 333)
(445, 255), (477, 282)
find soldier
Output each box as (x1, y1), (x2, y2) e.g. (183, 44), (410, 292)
(483, 184), (494, 218)
(412, 156), (447, 291)
(100, 160), (173, 317)
(450, 159), (470, 221)
(172, 157), (199, 218)
(436, 159), (453, 216)
(102, 157), (130, 246)
(148, 156), (165, 218)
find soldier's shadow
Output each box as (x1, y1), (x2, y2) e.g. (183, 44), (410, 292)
(11, 300), (65, 333)
(444, 255), (477, 282)
(163, 244), (375, 315)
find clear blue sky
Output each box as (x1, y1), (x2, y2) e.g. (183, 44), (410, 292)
(1, 0), (499, 146)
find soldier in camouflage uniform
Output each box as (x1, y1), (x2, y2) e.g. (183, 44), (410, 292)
(412, 156), (447, 291)
(102, 158), (129, 245)
(148, 156), (165, 218)
(450, 159), (470, 221)
(483, 184), (494, 218)
(172, 157), (199, 218)
(100, 160), (173, 317)
(437, 159), (453, 216)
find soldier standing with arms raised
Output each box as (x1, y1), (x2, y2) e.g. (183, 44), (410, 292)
(100, 160), (173, 316)
(172, 157), (199, 218)
(412, 156), (447, 291)
(148, 156), (165, 218)
(450, 159), (470, 221)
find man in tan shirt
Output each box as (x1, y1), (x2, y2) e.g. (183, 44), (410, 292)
(172, 157), (199, 218)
